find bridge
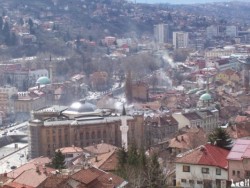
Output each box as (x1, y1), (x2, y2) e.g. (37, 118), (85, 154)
(7, 130), (28, 142)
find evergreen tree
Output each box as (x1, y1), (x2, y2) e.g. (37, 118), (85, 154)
(51, 150), (65, 169)
(117, 147), (127, 168)
(125, 70), (133, 103)
(208, 127), (232, 150)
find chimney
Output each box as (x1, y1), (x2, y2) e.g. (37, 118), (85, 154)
(36, 165), (40, 173)
(181, 136), (184, 141)
(43, 165), (47, 174)
(95, 156), (98, 162)
(109, 177), (113, 184)
(175, 136), (179, 142)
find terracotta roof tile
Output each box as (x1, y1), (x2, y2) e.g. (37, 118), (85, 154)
(176, 144), (229, 169)
(7, 162), (54, 179)
(83, 143), (117, 155)
(168, 128), (207, 150)
(39, 175), (69, 188)
(71, 167), (104, 185)
(57, 146), (83, 154)
(3, 182), (34, 188)
(88, 150), (118, 171)
(13, 168), (48, 187)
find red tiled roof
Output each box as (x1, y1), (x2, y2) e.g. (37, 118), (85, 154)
(13, 168), (48, 187)
(71, 167), (104, 185)
(39, 175), (69, 188)
(88, 150), (118, 171)
(7, 156), (53, 179)
(3, 182), (34, 188)
(168, 128), (207, 150)
(83, 143), (117, 155)
(234, 115), (248, 123)
(57, 146), (83, 154)
(176, 144), (229, 169)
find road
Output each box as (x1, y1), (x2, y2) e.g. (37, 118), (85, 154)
(0, 121), (28, 138)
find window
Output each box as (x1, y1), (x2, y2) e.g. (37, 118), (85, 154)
(216, 168), (221, 175)
(181, 179), (186, 183)
(202, 167), (209, 174)
(237, 171), (240, 177)
(183, 165), (190, 172)
(80, 132), (83, 139)
(189, 180), (194, 184)
(197, 181), (203, 184)
(246, 171), (250, 178)
(91, 131), (95, 139)
(233, 170), (235, 176)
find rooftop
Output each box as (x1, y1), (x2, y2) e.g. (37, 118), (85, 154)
(227, 139), (250, 160)
(199, 92), (212, 101)
(176, 144), (229, 169)
(83, 143), (117, 155)
(57, 146), (83, 154)
(36, 76), (51, 85)
(183, 112), (202, 121)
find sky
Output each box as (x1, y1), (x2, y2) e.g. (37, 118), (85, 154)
(135, 0), (247, 4)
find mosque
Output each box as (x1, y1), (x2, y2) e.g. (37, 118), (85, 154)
(28, 100), (144, 158)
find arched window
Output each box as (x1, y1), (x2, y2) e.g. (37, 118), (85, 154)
(91, 131), (95, 139)
(86, 132), (89, 139)
(80, 132), (83, 139)
(97, 130), (101, 138)
(103, 130), (107, 139)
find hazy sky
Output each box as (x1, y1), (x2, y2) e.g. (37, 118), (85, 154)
(135, 0), (246, 4)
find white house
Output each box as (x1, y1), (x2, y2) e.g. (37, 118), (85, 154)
(175, 144), (229, 188)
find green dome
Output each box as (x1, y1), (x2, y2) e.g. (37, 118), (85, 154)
(199, 93), (212, 101)
(36, 76), (51, 85)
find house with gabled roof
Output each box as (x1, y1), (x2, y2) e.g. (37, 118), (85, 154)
(175, 144), (229, 188)
(227, 139), (250, 183)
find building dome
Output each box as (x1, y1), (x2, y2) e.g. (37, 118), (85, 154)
(199, 93), (212, 101)
(67, 101), (96, 113)
(36, 76), (51, 85)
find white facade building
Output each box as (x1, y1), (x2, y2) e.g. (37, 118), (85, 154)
(173, 32), (189, 49)
(0, 86), (18, 114)
(206, 25), (219, 39)
(29, 69), (49, 83)
(154, 24), (171, 44)
(226, 26), (238, 38)
(175, 144), (229, 188)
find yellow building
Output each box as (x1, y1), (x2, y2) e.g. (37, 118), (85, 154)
(29, 101), (145, 158)
(215, 69), (241, 83)
(0, 86), (18, 115)
(14, 91), (46, 113)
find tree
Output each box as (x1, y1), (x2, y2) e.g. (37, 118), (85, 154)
(117, 144), (166, 187)
(144, 154), (166, 188)
(51, 150), (65, 169)
(208, 127), (232, 150)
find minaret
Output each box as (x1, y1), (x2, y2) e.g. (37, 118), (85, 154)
(49, 55), (53, 83)
(120, 105), (129, 150)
